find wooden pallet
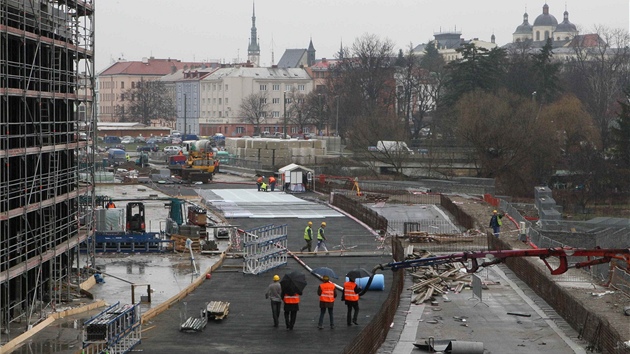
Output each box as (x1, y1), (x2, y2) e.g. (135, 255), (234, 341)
(206, 301), (230, 320)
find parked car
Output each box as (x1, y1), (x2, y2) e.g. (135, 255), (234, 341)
(163, 146), (182, 155)
(121, 138), (135, 144)
(137, 144), (158, 152)
(146, 138), (158, 144)
(170, 137), (182, 144)
(103, 136), (121, 144)
(136, 136), (146, 143)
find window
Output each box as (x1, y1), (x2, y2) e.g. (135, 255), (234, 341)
(225, 98), (229, 104)
(213, 84), (216, 91)
(272, 111), (280, 118)
(236, 127), (245, 134)
(121, 81), (125, 89)
(131, 82), (135, 89)
(285, 84), (293, 91)
(213, 98), (216, 104)
(121, 94), (125, 101)
(536, 31), (540, 41)
(219, 111), (222, 117)
(218, 84), (222, 91)
(218, 98), (222, 105)
(260, 98), (267, 104)
(225, 84), (228, 91)
(544, 31), (550, 40)
(298, 84), (305, 91)
(297, 98), (304, 104)
(272, 98), (280, 104)
(260, 84), (267, 91)
(272, 84), (280, 91)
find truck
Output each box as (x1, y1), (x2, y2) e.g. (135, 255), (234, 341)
(376, 141), (414, 154)
(107, 148), (127, 165)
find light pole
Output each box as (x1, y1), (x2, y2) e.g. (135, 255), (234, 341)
(317, 93), (322, 136)
(335, 95), (339, 137)
(183, 93), (187, 140)
(283, 91), (287, 139)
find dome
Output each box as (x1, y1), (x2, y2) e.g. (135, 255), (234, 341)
(555, 10), (577, 32)
(513, 13), (533, 35)
(533, 4), (558, 27)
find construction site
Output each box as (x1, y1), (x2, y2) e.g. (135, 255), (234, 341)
(0, 0), (96, 337)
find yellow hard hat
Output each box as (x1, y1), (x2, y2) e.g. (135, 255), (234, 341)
(493, 210), (498, 213)
(273, 275), (280, 281)
(321, 222), (326, 226)
(308, 221), (313, 226)
(322, 275), (329, 281)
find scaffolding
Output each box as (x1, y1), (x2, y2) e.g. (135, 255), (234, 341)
(0, 0), (95, 340)
(242, 224), (288, 275)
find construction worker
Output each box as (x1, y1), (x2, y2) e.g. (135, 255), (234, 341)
(256, 175), (263, 191)
(268, 175), (277, 192)
(281, 288), (301, 330)
(314, 221), (329, 255)
(105, 199), (116, 209)
(125, 153), (130, 162)
(343, 277), (361, 326)
(489, 210), (506, 238)
(300, 221), (313, 252)
(317, 275), (337, 329)
(260, 180), (268, 192)
(265, 275), (282, 327)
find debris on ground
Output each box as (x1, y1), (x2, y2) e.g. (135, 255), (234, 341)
(406, 249), (472, 304)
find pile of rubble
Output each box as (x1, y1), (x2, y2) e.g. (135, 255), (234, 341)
(404, 247), (472, 304)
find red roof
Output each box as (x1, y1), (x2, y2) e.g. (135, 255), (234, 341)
(100, 58), (206, 76)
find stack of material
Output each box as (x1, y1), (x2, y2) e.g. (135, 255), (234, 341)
(170, 234), (201, 252)
(207, 301), (230, 320)
(407, 231), (473, 244)
(180, 310), (208, 332)
(407, 250), (472, 304)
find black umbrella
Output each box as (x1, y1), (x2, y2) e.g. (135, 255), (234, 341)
(312, 267), (338, 279)
(280, 271), (307, 295)
(346, 268), (372, 281)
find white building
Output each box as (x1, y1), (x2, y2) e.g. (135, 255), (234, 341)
(512, 4), (578, 44)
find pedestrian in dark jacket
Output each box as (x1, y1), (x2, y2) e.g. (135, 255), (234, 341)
(265, 275), (282, 327)
(281, 288), (301, 330)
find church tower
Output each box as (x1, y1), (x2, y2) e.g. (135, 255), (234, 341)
(307, 38), (316, 66)
(247, 2), (260, 67)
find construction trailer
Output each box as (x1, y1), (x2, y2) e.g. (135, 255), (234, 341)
(0, 0), (96, 336)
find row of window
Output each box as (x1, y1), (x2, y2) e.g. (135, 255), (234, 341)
(259, 84), (305, 91)
(202, 83), (228, 91)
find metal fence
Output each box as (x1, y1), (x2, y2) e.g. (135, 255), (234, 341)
(498, 199), (628, 289)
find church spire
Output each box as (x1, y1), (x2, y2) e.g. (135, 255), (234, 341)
(247, 1), (260, 67)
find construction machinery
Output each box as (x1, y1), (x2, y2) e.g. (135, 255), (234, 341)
(93, 200), (172, 253)
(169, 140), (219, 183)
(360, 247), (630, 294)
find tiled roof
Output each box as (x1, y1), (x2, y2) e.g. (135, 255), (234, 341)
(203, 67), (312, 80)
(99, 58), (206, 76)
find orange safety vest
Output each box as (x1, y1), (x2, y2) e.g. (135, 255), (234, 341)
(284, 294), (300, 304)
(269, 176), (276, 184)
(344, 282), (359, 302)
(319, 282), (335, 303)
(257, 176), (263, 183)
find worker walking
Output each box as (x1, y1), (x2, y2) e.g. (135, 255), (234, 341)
(317, 275), (337, 329)
(314, 222), (329, 255)
(125, 154), (130, 162)
(256, 175), (263, 191)
(300, 221), (313, 252)
(489, 210), (506, 238)
(269, 175), (277, 191)
(282, 288), (301, 330)
(265, 275), (282, 327)
(343, 278), (361, 326)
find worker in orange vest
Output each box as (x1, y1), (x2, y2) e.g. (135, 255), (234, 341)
(256, 175), (263, 191)
(343, 278), (361, 326)
(268, 175), (277, 192)
(282, 287), (301, 330)
(317, 275), (337, 329)
(105, 199), (116, 209)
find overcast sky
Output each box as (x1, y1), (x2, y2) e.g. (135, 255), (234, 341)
(95, 0), (629, 72)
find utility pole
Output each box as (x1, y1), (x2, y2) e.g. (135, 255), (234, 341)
(183, 93), (187, 139)
(283, 91), (287, 139)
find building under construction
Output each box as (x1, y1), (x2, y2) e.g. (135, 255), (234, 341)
(0, 0), (95, 337)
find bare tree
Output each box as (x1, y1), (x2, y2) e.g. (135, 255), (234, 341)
(123, 78), (175, 125)
(286, 90), (315, 134)
(239, 92), (270, 135)
(564, 26), (630, 150)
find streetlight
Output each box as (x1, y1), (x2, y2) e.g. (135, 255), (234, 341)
(183, 93), (187, 140)
(317, 93), (322, 136)
(283, 91), (287, 139)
